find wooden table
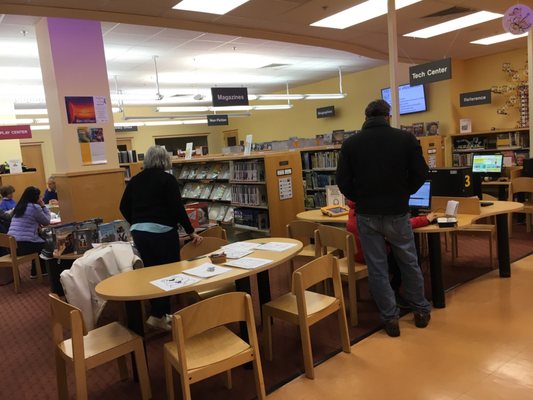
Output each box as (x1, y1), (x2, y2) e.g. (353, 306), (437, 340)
(96, 237), (303, 337)
(297, 201), (523, 308)
(482, 181), (512, 201)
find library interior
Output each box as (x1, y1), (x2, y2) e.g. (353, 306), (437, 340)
(1, 1), (533, 399)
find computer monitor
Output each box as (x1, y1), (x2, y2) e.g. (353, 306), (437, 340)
(472, 154), (503, 174)
(409, 180), (431, 216)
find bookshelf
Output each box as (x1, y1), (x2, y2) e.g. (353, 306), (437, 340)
(450, 128), (530, 167)
(119, 162), (143, 181)
(300, 145), (341, 209)
(172, 151), (304, 237)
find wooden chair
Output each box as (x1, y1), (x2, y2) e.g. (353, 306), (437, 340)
(511, 177), (533, 233)
(0, 233), (42, 293)
(262, 254), (351, 379)
(180, 236), (234, 299)
(286, 220), (320, 279)
(199, 225), (227, 240)
(164, 292), (265, 400)
(315, 224), (368, 326)
(49, 293), (151, 400)
(180, 237), (228, 260)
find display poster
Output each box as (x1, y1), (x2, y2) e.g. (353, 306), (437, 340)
(7, 159), (23, 173)
(0, 125), (32, 140)
(279, 177), (293, 200)
(65, 96), (109, 124)
(77, 127), (106, 165)
(243, 134), (253, 156)
(185, 142), (193, 160)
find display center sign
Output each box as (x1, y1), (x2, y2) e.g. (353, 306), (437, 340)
(409, 58), (452, 86)
(0, 125), (32, 139)
(211, 87), (248, 107)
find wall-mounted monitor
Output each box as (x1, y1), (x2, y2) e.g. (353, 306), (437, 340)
(472, 154), (503, 173)
(381, 84), (427, 115)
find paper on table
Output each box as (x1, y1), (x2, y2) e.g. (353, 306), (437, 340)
(182, 263), (232, 278)
(224, 257), (272, 270)
(222, 242), (262, 252)
(224, 249), (253, 259)
(150, 273), (200, 291)
(256, 242), (298, 252)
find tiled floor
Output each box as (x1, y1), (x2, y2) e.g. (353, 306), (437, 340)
(268, 255), (533, 400)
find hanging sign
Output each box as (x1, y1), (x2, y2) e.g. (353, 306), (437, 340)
(0, 125), (32, 139)
(207, 115), (229, 126)
(316, 106), (335, 119)
(460, 90), (492, 107)
(409, 58), (452, 86)
(211, 87), (248, 107)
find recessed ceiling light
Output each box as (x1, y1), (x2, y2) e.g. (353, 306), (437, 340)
(404, 11), (502, 39)
(172, 0), (250, 15)
(471, 32), (529, 45)
(311, 0), (422, 29)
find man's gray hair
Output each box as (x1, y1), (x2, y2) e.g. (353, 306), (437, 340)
(143, 145), (171, 170)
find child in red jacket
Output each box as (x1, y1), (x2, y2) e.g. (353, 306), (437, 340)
(346, 200), (436, 305)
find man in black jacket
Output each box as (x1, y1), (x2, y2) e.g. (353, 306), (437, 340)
(336, 99), (431, 337)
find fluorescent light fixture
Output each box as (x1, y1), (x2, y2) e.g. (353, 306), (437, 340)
(212, 106), (253, 111)
(404, 11), (502, 39)
(256, 94), (305, 100)
(0, 118), (33, 124)
(115, 122), (143, 127)
(471, 32), (529, 45)
(311, 0), (421, 29)
(144, 120), (189, 126)
(157, 106), (210, 112)
(182, 119), (209, 124)
(30, 125), (50, 131)
(172, 0), (250, 15)
(304, 93), (346, 100)
(112, 107), (121, 113)
(13, 108), (48, 115)
(252, 105), (293, 110)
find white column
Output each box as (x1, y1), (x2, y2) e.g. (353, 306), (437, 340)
(387, 0), (400, 126)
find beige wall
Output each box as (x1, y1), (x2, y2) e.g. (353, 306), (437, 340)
(22, 46), (528, 174)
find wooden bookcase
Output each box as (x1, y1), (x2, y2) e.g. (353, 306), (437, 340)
(172, 151), (304, 237)
(450, 128), (530, 167)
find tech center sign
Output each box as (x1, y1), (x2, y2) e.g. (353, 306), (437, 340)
(409, 58), (452, 85)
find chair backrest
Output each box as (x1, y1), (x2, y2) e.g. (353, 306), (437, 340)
(49, 293), (87, 359)
(293, 254), (344, 313)
(172, 291), (252, 340)
(512, 177), (533, 197)
(286, 220), (319, 246)
(199, 225), (227, 240)
(180, 237), (228, 260)
(0, 233), (17, 254)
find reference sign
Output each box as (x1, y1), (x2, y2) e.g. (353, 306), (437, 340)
(460, 90), (491, 107)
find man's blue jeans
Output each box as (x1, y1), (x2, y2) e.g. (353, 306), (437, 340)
(356, 213), (431, 321)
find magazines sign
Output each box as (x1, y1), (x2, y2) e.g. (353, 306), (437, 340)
(316, 105), (335, 119)
(211, 87), (249, 107)
(0, 124), (32, 139)
(409, 58), (452, 86)
(460, 90), (492, 107)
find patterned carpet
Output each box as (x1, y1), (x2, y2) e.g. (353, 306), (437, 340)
(1, 224), (532, 400)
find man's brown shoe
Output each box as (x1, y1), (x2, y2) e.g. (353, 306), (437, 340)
(384, 319), (400, 337)
(414, 312), (431, 328)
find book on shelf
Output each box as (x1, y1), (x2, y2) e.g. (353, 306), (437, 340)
(54, 223), (77, 255)
(98, 222), (117, 243)
(76, 220), (100, 244)
(206, 163), (223, 179)
(400, 125), (414, 134)
(325, 185), (345, 206)
(304, 195), (315, 209)
(459, 118), (472, 134)
(412, 122), (425, 137)
(501, 150), (515, 167)
(195, 165), (210, 180)
(222, 206), (234, 224)
(231, 185), (267, 206)
(114, 220), (131, 242)
(425, 121), (439, 136)
(515, 150), (529, 166)
(222, 185), (232, 201)
(185, 202), (209, 228)
(209, 183), (228, 200)
(230, 160), (265, 181)
(496, 133), (511, 148)
(234, 208), (269, 230)
(178, 165), (191, 180)
(199, 183), (214, 199)
(332, 130), (345, 144)
(208, 203), (223, 221)
(219, 163), (230, 179)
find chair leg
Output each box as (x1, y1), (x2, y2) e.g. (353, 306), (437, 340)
(179, 369), (192, 400)
(12, 264), (20, 294)
(117, 355), (129, 381)
(224, 370), (232, 390)
(337, 307), (351, 354)
(133, 341), (152, 400)
(34, 254), (43, 282)
(73, 359), (88, 400)
(252, 351), (267, 400)
(262, 310), (273, 361)
(347, 278), (358, 327)
(55, 351), (69, 400)
(164, 351), (175, 400)
(298, 319), (315, 379)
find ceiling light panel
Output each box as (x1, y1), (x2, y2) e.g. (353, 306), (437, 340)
(404, 11), (502, 39)
(471, 32), (529, 45)
(172, 0), (250, 15)
(190, 53), (274, 69)
(311, 0), (422, 29)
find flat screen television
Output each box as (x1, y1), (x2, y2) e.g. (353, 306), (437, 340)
(408, 180), (431, 216)
(381, 84), (427, 115)
(472, 154), (503, 173)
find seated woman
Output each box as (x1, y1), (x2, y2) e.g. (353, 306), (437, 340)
(0, 185), (16, 212)
(346, 200), (436, 304)
(7, 186), (51, 279)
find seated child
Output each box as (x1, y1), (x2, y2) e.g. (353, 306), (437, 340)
(0, 185), (16, 212)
